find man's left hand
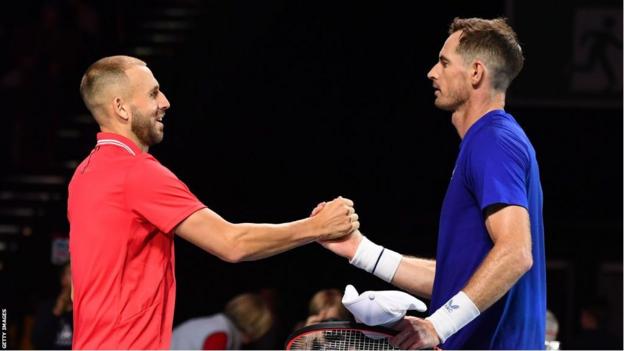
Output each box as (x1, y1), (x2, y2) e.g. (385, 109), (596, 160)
(389, 316), (441, 349)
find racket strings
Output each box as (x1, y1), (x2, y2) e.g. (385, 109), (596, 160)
(289, 329), (400, 350)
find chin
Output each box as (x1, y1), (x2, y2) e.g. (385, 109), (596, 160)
(146, 132), (164, 146)
(434, 100), (455, 112)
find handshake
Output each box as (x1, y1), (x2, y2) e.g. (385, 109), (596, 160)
(307, 197), (364, 259)
(306, 196), (360, 241)
(307, 198), (391, 283)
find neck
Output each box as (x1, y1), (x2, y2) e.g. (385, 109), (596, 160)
(100, 125), (149, 152)
(451, 91), (505, 139)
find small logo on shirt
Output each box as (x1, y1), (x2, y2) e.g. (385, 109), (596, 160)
(444, 299), (459, 313)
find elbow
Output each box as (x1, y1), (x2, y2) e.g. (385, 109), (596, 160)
(220, 241), (248, 263)
(219, 225), (251, 263)
(517, 249), (533, 274)
(221, 251), (245, 263)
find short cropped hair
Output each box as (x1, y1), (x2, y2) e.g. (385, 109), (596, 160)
(224, 293), (273, 342)
(449, 17), (524, 91)
(79, 55), (146, 115)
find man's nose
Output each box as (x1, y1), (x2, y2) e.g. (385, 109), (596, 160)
(160, 92), (170, 110)
(427, 65), (437, 80)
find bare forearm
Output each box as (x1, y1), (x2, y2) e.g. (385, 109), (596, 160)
(391, 256), (436, 298)
(177, 210), (320, 262)
(323, 231), (436, 297)
(229, 219), (319, 261)
(177, 199), (356, 263)
(423, 206), (533, 345)
(463, 240), (532, 311)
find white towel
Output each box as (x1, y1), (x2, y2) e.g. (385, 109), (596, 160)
(342, 284), (427, 327)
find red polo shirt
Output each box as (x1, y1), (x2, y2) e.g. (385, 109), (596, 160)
(68, 132), (205, 349)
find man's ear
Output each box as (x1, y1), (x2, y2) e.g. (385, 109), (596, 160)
(470, 60), (486, 88)
(113, 96), (130, 121)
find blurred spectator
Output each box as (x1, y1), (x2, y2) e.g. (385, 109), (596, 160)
(569, 298), (621, 350)
(545, 309), (560, 350)
(31, 262), (73, 349)
(244, 288), (283, 350)
(293, 288), (352, 331)
(171, 293), (273, 350)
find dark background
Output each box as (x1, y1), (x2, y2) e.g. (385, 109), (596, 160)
(0, 0), (621, 349)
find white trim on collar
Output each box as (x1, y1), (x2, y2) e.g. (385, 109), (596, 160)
(96, 139), (136, 156)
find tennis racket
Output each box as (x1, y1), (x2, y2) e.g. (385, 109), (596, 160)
(285, 321), (399, 350)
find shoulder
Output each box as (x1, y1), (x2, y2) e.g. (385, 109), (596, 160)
(475, 114), (526, 144)
(125, 153), (179, 185)
(467, 115), (532, 164)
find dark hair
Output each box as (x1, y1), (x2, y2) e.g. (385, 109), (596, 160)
(449, 17), (524, 91)
(79, 55), (146, 115)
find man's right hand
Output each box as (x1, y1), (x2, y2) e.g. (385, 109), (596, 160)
(319, 229), (363, 260)
(311, 202), (363, 259)
(311, 197), (359, 240)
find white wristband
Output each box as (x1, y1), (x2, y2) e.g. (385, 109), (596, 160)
(349, 236), (402, 282)
(426, 291), (480, 343)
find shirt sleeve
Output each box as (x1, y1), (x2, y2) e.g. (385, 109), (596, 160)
(126, 156), (206, 234)
(467, 128), (530, 211)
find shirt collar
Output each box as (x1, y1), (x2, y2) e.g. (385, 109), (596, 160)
(96, 132), (143, 156)
(460, 109), (507, 148)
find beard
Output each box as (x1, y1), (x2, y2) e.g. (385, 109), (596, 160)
(434, 89), (468, 112)
(131, 108), (164, 147)
(434, 96), (459, 111)
(433, 80), (470, 112)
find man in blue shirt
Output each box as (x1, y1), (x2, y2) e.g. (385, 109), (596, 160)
(317, 17), (546, 349)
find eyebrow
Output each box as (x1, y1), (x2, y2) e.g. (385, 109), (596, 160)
(149, 85), (160, 95)
(439, 55), (450, 63)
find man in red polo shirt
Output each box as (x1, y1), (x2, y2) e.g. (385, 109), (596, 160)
(68, 55), (359, 349)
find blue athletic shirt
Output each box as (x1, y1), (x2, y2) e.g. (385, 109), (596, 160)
(430, 109), (546, 349)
